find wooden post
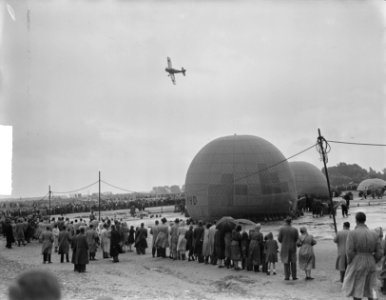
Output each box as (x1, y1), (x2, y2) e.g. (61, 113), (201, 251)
(317, 129), (337, 233)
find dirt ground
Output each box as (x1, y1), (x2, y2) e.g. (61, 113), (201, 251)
(1, 203), (385, 300)
(0, 239), (343, 300)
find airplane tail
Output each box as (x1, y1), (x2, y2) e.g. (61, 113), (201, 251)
(182, 67), (186, 76)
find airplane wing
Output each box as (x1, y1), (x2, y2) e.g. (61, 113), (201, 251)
(167, 57), (172, 69)
(170, 73), (176, 85)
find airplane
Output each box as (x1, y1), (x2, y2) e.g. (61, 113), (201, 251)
(165, 57), (186, 85)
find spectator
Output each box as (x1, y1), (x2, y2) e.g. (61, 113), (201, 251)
(278, 217), (299, 281)
(334, 222), (350, 283)
(297, 227), (317, 280)
(342, 212), (383, 299)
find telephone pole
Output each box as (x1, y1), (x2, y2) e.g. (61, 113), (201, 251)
(317, 129), (337, 233)
(98, 171), (101, 221)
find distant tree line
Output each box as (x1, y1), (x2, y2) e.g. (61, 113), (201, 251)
(324, 162), (386, 193)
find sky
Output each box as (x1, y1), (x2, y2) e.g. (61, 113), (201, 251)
(0, 0), (385, 198)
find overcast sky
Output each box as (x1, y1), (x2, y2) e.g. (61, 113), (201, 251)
(0, 0), (385, 198)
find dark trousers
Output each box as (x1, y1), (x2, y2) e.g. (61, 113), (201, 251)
(78, 264), (86, 272)
(43, 253), (51, 263)
(152, 246), (157, 257)
(6, 237), (13, 248)
(60, 253), (69, 263)
(284, 262), (297, 279)
(341, 205), (348, 217)
(157, 247), (166, 258)
(136, 247), (145, 255)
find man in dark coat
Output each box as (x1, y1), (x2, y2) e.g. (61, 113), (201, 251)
(71, 229), (80, 272)
(278, 217), (299, 280)
(3, 219), (15, 249)
(74, 227), (89, 272)
(58, 226), (71, 263)
(193, 221), (205, 263)
(214, 228), (225, 267)
(110, 225), (121, 263)
(135, 223), (148, 255)
(185, 225), (195, 261)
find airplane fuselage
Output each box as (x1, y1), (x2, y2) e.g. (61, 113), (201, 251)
(165, 68), (183, 74)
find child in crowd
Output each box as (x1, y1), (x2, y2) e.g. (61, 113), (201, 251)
(177, 235), (187, 260)
(264, 232), (278, 275)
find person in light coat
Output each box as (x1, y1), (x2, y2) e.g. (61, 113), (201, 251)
(58, 226), (71, 263)
(342, 212), (383, 299)
(52, 224), (60, 253)
(150, 220), (160, 258)
(202, 223), (211, 264)
(155, 218), (169, 258)
(100, 223), (111, 259)
(334, 222), (350, 283)
(40, 226), (54, 264)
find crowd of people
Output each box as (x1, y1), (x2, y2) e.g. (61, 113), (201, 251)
(2, 211), (386, 300)
(0, 197), (185, 219)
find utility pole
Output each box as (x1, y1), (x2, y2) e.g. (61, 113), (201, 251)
(98, 171), (101, 221)
(48, 185), (52, 218)
(317, 129), (337, 233)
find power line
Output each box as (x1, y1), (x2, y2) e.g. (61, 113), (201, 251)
(52, 181), (99, 194)
(101, 180), (137, 193)
(234, 143), (318, 183)
(35, 193), (49, 202)
(327, 140), (386, 147)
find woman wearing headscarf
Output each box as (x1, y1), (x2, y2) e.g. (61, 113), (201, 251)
(297, 226), (317, 280)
